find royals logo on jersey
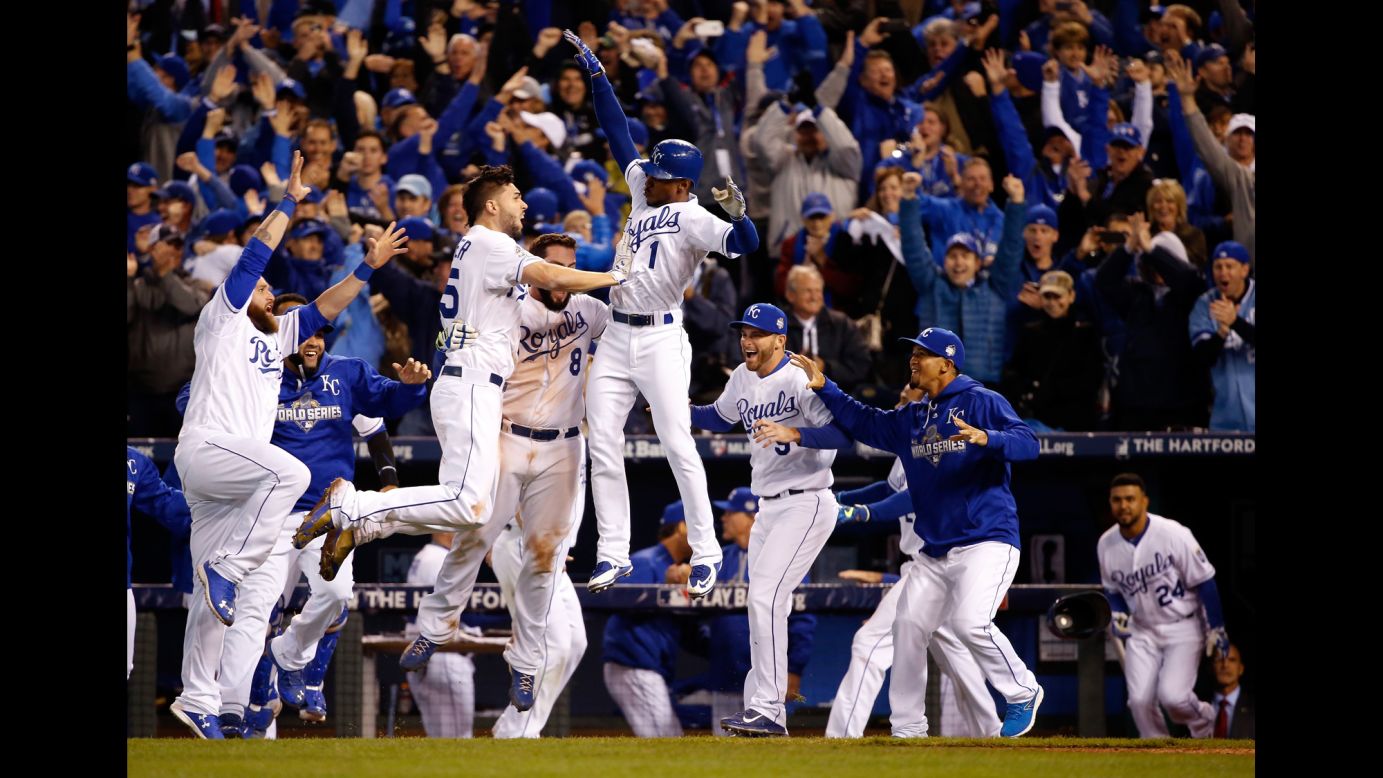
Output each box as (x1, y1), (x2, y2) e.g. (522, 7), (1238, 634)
(1097, 514), (1217, 626)
(517, 309), (592, 363)
(712, 359), (837, 495)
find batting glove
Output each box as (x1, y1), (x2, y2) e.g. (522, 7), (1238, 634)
(436, 320), (479, 352)
(563, 29), (604, 77)
(609, 232), (633, 285)
(1205, 625), (1229, 659)
(1110, 611), (1132, 642)
(711, 176), (747, 221)
(836, 504), (871, 524)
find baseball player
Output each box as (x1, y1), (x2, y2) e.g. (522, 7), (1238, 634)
(563, 29), (762, 598)
(1099, 472), (1228, 738)
(406, 532), (479, 738)
(292, 167), (626, 677)
(790, 327), (1045, 738)
(169, 152), (411, 738)
(685, 303), (844, 736)
(127, 447), (191, 679)
(823, 457), (1001, 738)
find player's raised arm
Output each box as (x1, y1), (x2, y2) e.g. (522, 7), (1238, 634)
(312, 221), (409, 322)
(564, 29), (639, 172)
(220, 150), (310, 311)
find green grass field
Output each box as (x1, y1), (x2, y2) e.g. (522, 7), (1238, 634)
(128, 737), (1255, 778)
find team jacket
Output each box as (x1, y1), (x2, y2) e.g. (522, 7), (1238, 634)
(126, 447), (191, 588)
(602, 544), (684, 680)
(816, 375), (1038, 556)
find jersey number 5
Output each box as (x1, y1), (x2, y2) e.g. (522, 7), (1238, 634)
(440, 239), (471, 318)
(774, 442), (790, 456)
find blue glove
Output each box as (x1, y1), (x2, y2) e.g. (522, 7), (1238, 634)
(836, 504), (871, 524)
(1205, 625), (1229, 659)
(1110, 611), (1132, 642)
(563, 29), (604, 76)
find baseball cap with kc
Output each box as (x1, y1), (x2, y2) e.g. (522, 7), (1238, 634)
(713, 486), (760, 515)
(730, 303), (787, 335)
(900, 327), (965, 369)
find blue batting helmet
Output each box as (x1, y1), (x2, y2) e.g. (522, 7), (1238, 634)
(641, 139), (702, 182)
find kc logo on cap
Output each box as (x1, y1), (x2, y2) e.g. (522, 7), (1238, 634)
(731, 303), (788, 335)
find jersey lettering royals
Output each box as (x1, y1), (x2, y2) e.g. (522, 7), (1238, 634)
(610, 160), (738, 314)
(439, 223), (543, 379)
(1098, 513), (1216, 627)
(505, 293), (610, 429)
(713, 357), (836, 495)
(179, 284), (312, 447)
(886, 458), (923, 558)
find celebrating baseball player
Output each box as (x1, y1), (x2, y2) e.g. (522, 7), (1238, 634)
(291, 166), (626, 673)
(563, 28), (761, 598)
(687, 303), (844, 736)
(168, 151), (410, 738)
(127, 447), (191, 679)
(790, 327), (1044, 738)
(1099, 473), (1228, 738)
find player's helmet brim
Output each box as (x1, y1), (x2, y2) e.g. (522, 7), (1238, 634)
(639, 159), (688, 181)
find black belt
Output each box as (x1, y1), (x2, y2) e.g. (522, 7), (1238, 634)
(759, 488), (810, 501)
(612, 310), (674, 326)
(440, 366), (503, 387)
(505, 421), (581, 441)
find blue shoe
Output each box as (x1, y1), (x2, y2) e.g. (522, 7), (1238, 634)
(198, 562), (238, 626)
(1000, 685), (1044, 737)
(721, 708), (787, 737)
(587, 561), (634, 593)
(687, 563), (720, 599)
(399, 635), (439, 671)
(300, 685), (327, 722)
(171, 701), (225, 739)
(246, 651), (281, 736)
(298, 630), (339, 722)
(218, 711), (248, 739)
(270, 644), (307, 709)
(508, 666), (536, 712)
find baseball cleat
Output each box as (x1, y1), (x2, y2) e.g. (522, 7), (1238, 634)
(300, 686), (327, 722)
(198, 561), (238, 626)
(587, 561), (634, 593)
(218, 711), (248, 739)
(298, 630), (340, 722)
(294, 477), (352, 549)
(509, 667), (537, 712)
(1000, 685), (1044, 737)
(722, 708), (787, 737)
(687, 563), (719, 599)
(399, 635), (440, 671)
(319, 525), (356, 582)
(270, 644), (307, 708)
(170, 701), (225, 739)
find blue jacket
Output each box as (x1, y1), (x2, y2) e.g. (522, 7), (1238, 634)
(602, 544), (683, 679)
(714, 16), (830, 91)
(1190, 281), (1255, 432)
(815, 375), (1038, 556)
(901, 196), (1027, 384)
(915, 194), (1007, 266)
(274, 353), (426, 513)
(1023, 10), (1115, 57)
(703, 541), (816, 693)
(1166, 82), (1229, 236)
(127, 447), (191, 588)
(840, 39), (925, 196)
(989, 89), (1065, 213)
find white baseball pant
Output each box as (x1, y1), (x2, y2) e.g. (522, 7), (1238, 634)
(270, 525), (355, 671)
(826, 561), (1002, 738)
(890, 542), (1040, 738)
(1123, 619), (1216, 738)
(173, 435), (310, 716)
(492, 572), (587, 738)
(127, 589), (136, 679)
(586, 314), (722, 569)
(604, 662), (683, 737)
(743, 489), (838, 730)
(410, 649), (477, 738)
(217, 514), (295, 717)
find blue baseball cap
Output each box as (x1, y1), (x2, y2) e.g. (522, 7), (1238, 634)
(570, 159), (609, 187)
(525, 187), (559, 223)
(1025, 205), (1058, 229)
(661, 501), (686, 527)
(228, 164), (264, 197)
(1194, 43), (1229, 71)
(398, 217), (435, 242)
(1109, 123), (1142, 148)
(277, 78), (307, 101)
(155, 54), (190, 90)
(127, 162), (158, 187)
(383, 88), (418, 109)
(729, 303), (787, 335)
(713, 487), (759, 515)
(628, 118), (650, 149)
(154, 180), (197, 203)
(290, 218), (330, 239)
(1210, 241), (1250, 265)
(1012, 51), (1046, 92)
(900, 326), (965, 369)
(200, 209), (241, 237)
(945, 233), (982, 256)
(800, 192), (833, 219)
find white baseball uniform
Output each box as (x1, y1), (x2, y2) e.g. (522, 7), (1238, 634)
(710, 356), (839, 731)
(1099, 513), (1218, 738)
(587, 159), (739, 572)
(826, 460), (1001, 738)
(406, 541), (477, 738)
(172, 285), (314, 718)
(325, 224), (543, 642)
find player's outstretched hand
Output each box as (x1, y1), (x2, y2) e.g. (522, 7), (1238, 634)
(365, 221), (409, 268)
(751, 418), (800, 448)
(608, 231), (632, 285)
(1110, 610), (1132, 641)
(393, 357), (433, 385)
(837, 504), (871, 524)
(436, 320), (480, 352)
(563, 29), (604, 76)
(711, 175), (747, 221)
(948, 416), (989, 446)
(1205, 625), (1229, 659)
(285, 150), (311, 203)
(837, 569), (884, 584)
(788, 352), (825, 390)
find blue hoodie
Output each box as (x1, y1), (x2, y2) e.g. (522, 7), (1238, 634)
(814, 375), (1038, 555)
(126, 447), (191, 588)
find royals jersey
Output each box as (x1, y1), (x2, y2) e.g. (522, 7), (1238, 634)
(505, 293), (610, 429)
(886, 458), (923, 558)
(272, 353), (428, 513)
(712, 356), (837, 495)
(440, 224), (543, 379)
(178, 284), (324, 447)
(1098, 513), (1216, 627)
(610, 160), (738, 314)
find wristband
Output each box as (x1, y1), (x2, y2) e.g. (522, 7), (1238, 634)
(353, 262), (375, 282)
(276, 196), (298, 219)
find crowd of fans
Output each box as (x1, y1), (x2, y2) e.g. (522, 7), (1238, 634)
(127, 0), (1255, 438)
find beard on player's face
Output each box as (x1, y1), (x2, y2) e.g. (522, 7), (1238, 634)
(535, 286), (569, 311)
(739, 328), (782, 372)
(249, 285), (279, 334)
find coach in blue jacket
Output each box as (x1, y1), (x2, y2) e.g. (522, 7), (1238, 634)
(788, 327), (1045, 739)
